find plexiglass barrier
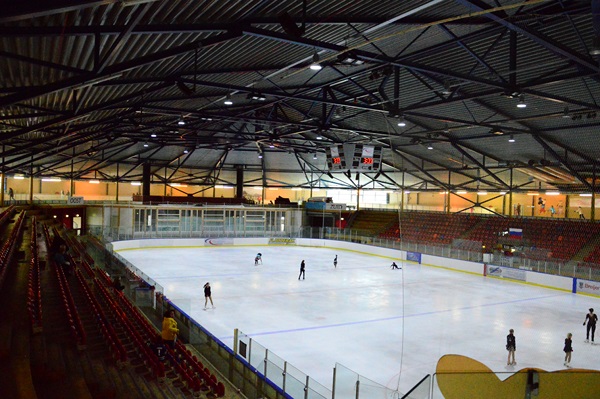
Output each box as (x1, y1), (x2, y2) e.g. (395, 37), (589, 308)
(333, 363), (402, 399)
(236, 329), (331, 399)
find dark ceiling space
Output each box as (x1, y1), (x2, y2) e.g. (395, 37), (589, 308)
(1, 0), (600, 193)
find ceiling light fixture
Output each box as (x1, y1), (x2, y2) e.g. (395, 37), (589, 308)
(427, 144), (433, 150)
(508, 135), (515, 143)
(310, 51), (322, 71)
(183, 149), (189, 154)
(150, 133), (157, 138)
(517, 95), (527, 108)
(397, 116), (406, 127)
(178, 118), (185, 125)
(313, 152), (317, 160)
(13, 175), (25, 180)
(89, 180), (100, 184)
(248, 92), (266, 101)
(224, 94), (233, 105)
(143, 142), (149, 147)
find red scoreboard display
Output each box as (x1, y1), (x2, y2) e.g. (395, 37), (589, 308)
(326, 144), (382, 172)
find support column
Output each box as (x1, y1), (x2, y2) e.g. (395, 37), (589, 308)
(70, 147), (75, 195)
(236, 165), (244, 199)
(0, 171), (4, 207)
(28, 168), (34, 205)
(142, 162), (151, 197)
(356, 174), (360, 211)
(592, 166), (596, 221)
(115, 163), (119, 203)
(508, 169), (513, 217)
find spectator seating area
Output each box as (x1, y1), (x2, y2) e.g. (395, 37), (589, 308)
(0, 209), (231, 399)
(28, 218), (43, 334)
(0, 209), (24, 290)
(379, 212), (480, 245)
(377, 211), (600, 262)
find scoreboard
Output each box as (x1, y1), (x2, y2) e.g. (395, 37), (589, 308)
(326, 144), (382, 172)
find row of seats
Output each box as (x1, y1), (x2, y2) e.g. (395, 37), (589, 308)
(104, 275), (225, 396)
(43, 225), (87, 349)
(55, 228), (226, 396)
(93, 271), (167, 381)
(75, 268), (127, 364)
(378, 212), (600, 262)
(379, 212), (480, 245)
(0, 210), (24, 291)
(28, 217), (43, 333)
(155, 307), (226, 397)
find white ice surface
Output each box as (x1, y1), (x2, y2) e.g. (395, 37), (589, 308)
(118, 245), (600, 394)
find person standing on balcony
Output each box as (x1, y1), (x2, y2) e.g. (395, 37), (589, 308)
(576, 206), (585, 219)
(584, 308), (598, 344)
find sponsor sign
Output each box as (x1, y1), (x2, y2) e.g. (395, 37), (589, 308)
(325, 203), (346, 210)
(487, 265), (527, 281)
(577, 279), (600, 296)
(268, 238), (296, 245)
(406, 251), (421, 264)
(67, 196), (84, 205)
(204, 238), (234, 246)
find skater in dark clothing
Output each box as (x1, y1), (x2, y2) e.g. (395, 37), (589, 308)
(506, 329), (516, 366)
(333, 255), (337, 268)
(203, 282), (214, 309)
(563, 333), (573, 367)
(390, 262), (400, 270)
(298, 260), (305, 280)
(584, 308), (598, 343)
(255, 253), (262, 265)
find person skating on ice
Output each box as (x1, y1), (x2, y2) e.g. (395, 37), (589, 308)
(333, 255), (337, 268)
(390, 262), (400, 270)
(203, 282), (214, 309)
(584, 308), (598, 343)
(255, 253), (262, 265)
(506, 329), (516, 366)
(563, 333), (573, 367)
(298, 260), (305, 280)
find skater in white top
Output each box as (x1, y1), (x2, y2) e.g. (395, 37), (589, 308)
(255, 253), (262, 265)
(333, 255), (337, 268)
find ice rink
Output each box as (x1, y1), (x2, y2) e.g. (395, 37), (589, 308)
(118, 244), (600, 394)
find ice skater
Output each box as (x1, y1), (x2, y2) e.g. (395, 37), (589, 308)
(333, 255), (337, 268)
(298, 260), (305, 280)
(255, 252), (262, 266)
(390, 262), (401, 270)
(563, 333), (573, 367)
(583, 308), (597, 343)
(203, 282), (214, 309)
(506, 329), (516, 366)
